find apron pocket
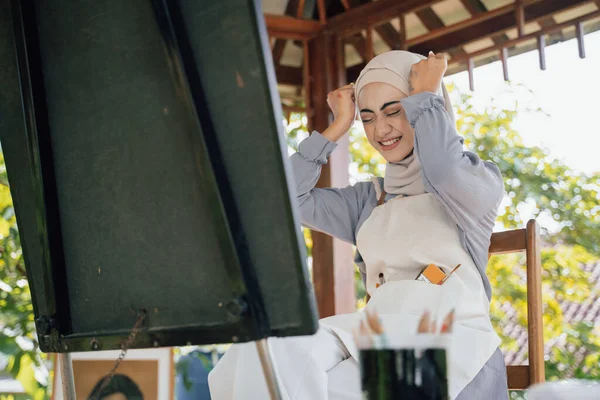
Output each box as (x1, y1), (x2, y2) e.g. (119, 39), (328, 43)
(366, 280), (445, 317)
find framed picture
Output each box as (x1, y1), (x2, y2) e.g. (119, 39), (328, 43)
(52, 348), (174, 400)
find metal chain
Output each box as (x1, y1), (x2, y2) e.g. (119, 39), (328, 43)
(93, 310), (146, 400)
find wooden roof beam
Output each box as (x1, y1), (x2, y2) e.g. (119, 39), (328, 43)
(272, 0), (318, 67)
(272, 40), (287, 65)
(271, 0), (302, 66)
(317, 0), (327, 24)
(297, 0), (306, 18)
(449, 8), (600, 65)
(297, 0), (317, 19)
(339, 0), (368, 62)
(340, 0), (402, 60)
(275, 65), (304, 86)
(327, 0), (446, 35)
(374, 23), (402, 50)
(414, 7), (466, 58)
(406, 1), (539, 49)
(265, 15), (321, 40)
(346, 63), (365, 84)
(344, 33), (368, 60)
(409, 0), (589, 55)
(459, 0), (511, 47)
(366, 26), (374, 61)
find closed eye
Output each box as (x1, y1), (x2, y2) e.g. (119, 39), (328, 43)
(361, 114), (375, 124)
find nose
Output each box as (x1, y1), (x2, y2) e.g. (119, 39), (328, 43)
(374, 117), (392, 139)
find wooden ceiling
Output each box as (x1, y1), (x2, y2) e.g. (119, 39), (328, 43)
(263, 0), (600, 104)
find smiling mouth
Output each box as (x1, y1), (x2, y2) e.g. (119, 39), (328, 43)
(379, 137), (402, 146)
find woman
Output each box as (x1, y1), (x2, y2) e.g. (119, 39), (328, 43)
(209, 50), (508, 400)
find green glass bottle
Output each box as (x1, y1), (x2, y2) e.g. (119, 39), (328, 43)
(360, 348), (449, 400)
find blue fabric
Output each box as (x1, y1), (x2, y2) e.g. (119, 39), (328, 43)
(176, 351), (215, 400)
(456, 348), (509, 399)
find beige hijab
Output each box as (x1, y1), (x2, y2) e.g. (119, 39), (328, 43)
(354, 51), (455, 196)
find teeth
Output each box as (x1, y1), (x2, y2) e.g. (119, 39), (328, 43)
(381, 137), (400, 146)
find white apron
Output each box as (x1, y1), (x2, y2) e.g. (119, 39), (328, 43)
(209, 187), (500, 400)
(321, 188), (500, 399)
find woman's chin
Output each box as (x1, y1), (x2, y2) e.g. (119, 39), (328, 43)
(380, 147), (413, 163)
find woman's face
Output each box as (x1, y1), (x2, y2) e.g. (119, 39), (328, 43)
(358, 82), (415, 163)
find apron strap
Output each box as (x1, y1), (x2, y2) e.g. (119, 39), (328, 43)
(377, 189), (387, 206)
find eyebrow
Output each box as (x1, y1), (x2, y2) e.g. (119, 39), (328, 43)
(360, 101), (402, 113)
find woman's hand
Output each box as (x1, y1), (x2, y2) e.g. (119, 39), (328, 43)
(417, 309), (454, 333)
(408, 52), (448, 95)
(323, 84), (356, 142)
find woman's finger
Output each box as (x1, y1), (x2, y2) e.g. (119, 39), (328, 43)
(332, 84), (354, 93)
(440, 310), (455, 333)
(366, 310), (385, 335)
(354, 325), (373, 348)
(417, 310), (431, 333)
(337, 87), (355, 95)
(359, 319), (369, 336)
(365, 309), (376, 332)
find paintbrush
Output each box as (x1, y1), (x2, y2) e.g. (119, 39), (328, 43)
(437, 263), (462, 285)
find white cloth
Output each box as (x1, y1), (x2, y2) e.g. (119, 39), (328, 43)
(383, 152), (426, 196)
(354, 50), (455, 123)
(209, 186), (500, 400)
(208, 327), (359, 400)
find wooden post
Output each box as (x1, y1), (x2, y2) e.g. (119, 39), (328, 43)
(317, 0), (327, 24)
(467, 58), (474, 91)
(255, 340), (284, 400)
(537, 35), (546, 70)
(297, 0), (306, 18)
(500, 47), (509, 81)
(366, 26), (374, 61)
(398, 14), (407, 50)
(576, 22), (586, 59)
(303, 40), (311, 119)
(58, 353), (76, 400)
(306, 32), (355, 318)
(526, 219), (545, 385)
(334, 35), (346, 88)
(516, 0), (525, 37)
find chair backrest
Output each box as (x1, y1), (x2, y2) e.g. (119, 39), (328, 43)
(489, 219), (545, 390)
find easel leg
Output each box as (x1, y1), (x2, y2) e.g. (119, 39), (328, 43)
(58, 353), (76, 400)
(255, 339), (283, 400)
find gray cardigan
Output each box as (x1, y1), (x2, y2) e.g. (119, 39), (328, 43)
(289, 92), (505, 300)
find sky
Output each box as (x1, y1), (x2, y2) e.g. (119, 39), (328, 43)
(446, 30), (600, 176)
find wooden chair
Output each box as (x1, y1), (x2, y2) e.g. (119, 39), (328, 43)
(489, 219), (545, 390)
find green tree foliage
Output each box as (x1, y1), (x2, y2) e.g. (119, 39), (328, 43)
(451, 85), (600, 382)
(453, 85), (600, 253)
(0, 151), (49, 400)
